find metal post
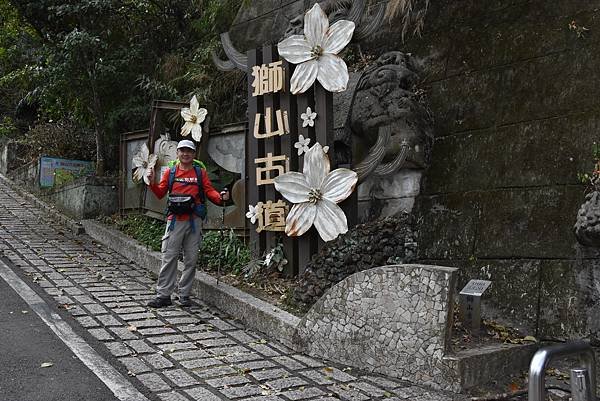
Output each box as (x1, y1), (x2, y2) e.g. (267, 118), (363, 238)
(571, 368), (593, 401)
(528, 341), (596, 401)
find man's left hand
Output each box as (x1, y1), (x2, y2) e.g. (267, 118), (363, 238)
(220, 189), (230, 202)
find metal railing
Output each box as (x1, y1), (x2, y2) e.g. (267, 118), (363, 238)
(528, 341), (596, 401)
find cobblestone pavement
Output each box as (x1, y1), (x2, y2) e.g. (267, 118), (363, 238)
(0, 177), (465, 401)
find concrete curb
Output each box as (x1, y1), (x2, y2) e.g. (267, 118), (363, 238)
(81, 219), (301, 349)
(0, 173), (84, 235)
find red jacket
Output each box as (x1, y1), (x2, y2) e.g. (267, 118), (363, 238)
(150, 165), (222, 221)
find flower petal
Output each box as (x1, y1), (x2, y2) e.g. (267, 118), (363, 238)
(197, 108), (207, 123)
(277, 35), (313, 64)
(181, 107), (193, 122)
(322, 20), (355, 54)
(303, 143), (329, 188)
(143, 168), (152, 185)
(285, 202), (317, 237)
(147, 154), (158, 169)
(321, 168), (358, 203)
(190, 95), (199, 114)
(290, 60), (318, 94)
(314, 199), (348, 241)
(132, 154), (144, 168)
(181, 121), (193, 137)
(302, 119), (309, 128)
(133, 166), (144, 182)
(316, 54), (349, 93)
(304, 3), (329, 48)
(274, 172), (311, 203)
(191, 124), (202, 142)
(307, 119), (314, 127)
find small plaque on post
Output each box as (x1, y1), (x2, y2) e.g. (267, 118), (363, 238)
(459, 279), (492, 333)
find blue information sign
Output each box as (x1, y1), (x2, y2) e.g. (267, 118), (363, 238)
(39, 156), (95, 188)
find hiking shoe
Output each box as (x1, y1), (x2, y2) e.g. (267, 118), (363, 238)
(147, 297), (172, 308)
(178, 296), (192, 307)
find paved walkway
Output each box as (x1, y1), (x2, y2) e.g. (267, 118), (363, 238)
(0, 176), (463, 401)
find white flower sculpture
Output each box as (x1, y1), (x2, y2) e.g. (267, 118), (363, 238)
(294, 134), (311, 156)
(180, 95), (207, 142)
(246, 204), (258, 224)
(301, 107), (317, 127)
(132, 143), (158, 185)
(274, 143), (357, 242)
(277, 3), (355, 94)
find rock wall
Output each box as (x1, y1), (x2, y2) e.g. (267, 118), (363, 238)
(228, 1), (600, 339)
(37, 176), (118, 219)
(295, 264), (460, 391)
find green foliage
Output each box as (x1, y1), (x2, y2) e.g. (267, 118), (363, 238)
(578, 142), (600, 189)
(198, 229), (251, 274)
(20, 119), (96, 163)
(2, 0), (245, 172)
(109, 214), (164, 252)
(0, 116), (17, 137)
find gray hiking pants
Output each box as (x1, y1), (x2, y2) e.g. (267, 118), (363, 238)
(156, 216), (202, 298)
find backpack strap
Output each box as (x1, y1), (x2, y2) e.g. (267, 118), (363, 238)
(167, 166), (177, 193)
(194, 165), (206, 204)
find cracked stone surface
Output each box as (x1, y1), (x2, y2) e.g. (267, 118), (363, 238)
(296, 264), (459, 391)
(0, 176), (466, 401)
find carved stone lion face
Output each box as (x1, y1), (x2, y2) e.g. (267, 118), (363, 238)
(350, 52), (433, 169)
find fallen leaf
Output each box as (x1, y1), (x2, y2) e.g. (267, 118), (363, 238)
(21, 310), (29, 314)
(40, 362), (53, 368)
(323, 367), (334, 373)
(523, 335), (537, 343)
(127, 325), (137, 332)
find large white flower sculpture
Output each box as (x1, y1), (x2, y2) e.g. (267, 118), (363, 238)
(132, 143), (158, 185)
(277, 3), (355, 94)
(274, 143), (357, 241)
(180, 95), (207, 142)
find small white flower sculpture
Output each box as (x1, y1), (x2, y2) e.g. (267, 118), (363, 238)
(246, 204), (258, 224)
(277, 3), (355, 94)
(274, 143), (357, 242)
(132, 143), (158, 185)
(180, 95), (208, 142)
(294, 134), (311, 156)
(301, 107), (317, 127)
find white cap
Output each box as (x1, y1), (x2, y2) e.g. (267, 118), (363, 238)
(177, 139), (196, 151)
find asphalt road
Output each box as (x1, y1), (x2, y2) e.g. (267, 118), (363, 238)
(0, 261), (120, 401)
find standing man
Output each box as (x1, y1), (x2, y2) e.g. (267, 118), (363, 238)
(146, 139), (229, 307)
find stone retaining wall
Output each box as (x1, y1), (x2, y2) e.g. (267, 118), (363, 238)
(36, 176), (118, 219)
(295, 264), (460, 391)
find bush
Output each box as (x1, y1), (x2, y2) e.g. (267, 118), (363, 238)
(108, 214), (164, 252)
(198, 229), (251, 274)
